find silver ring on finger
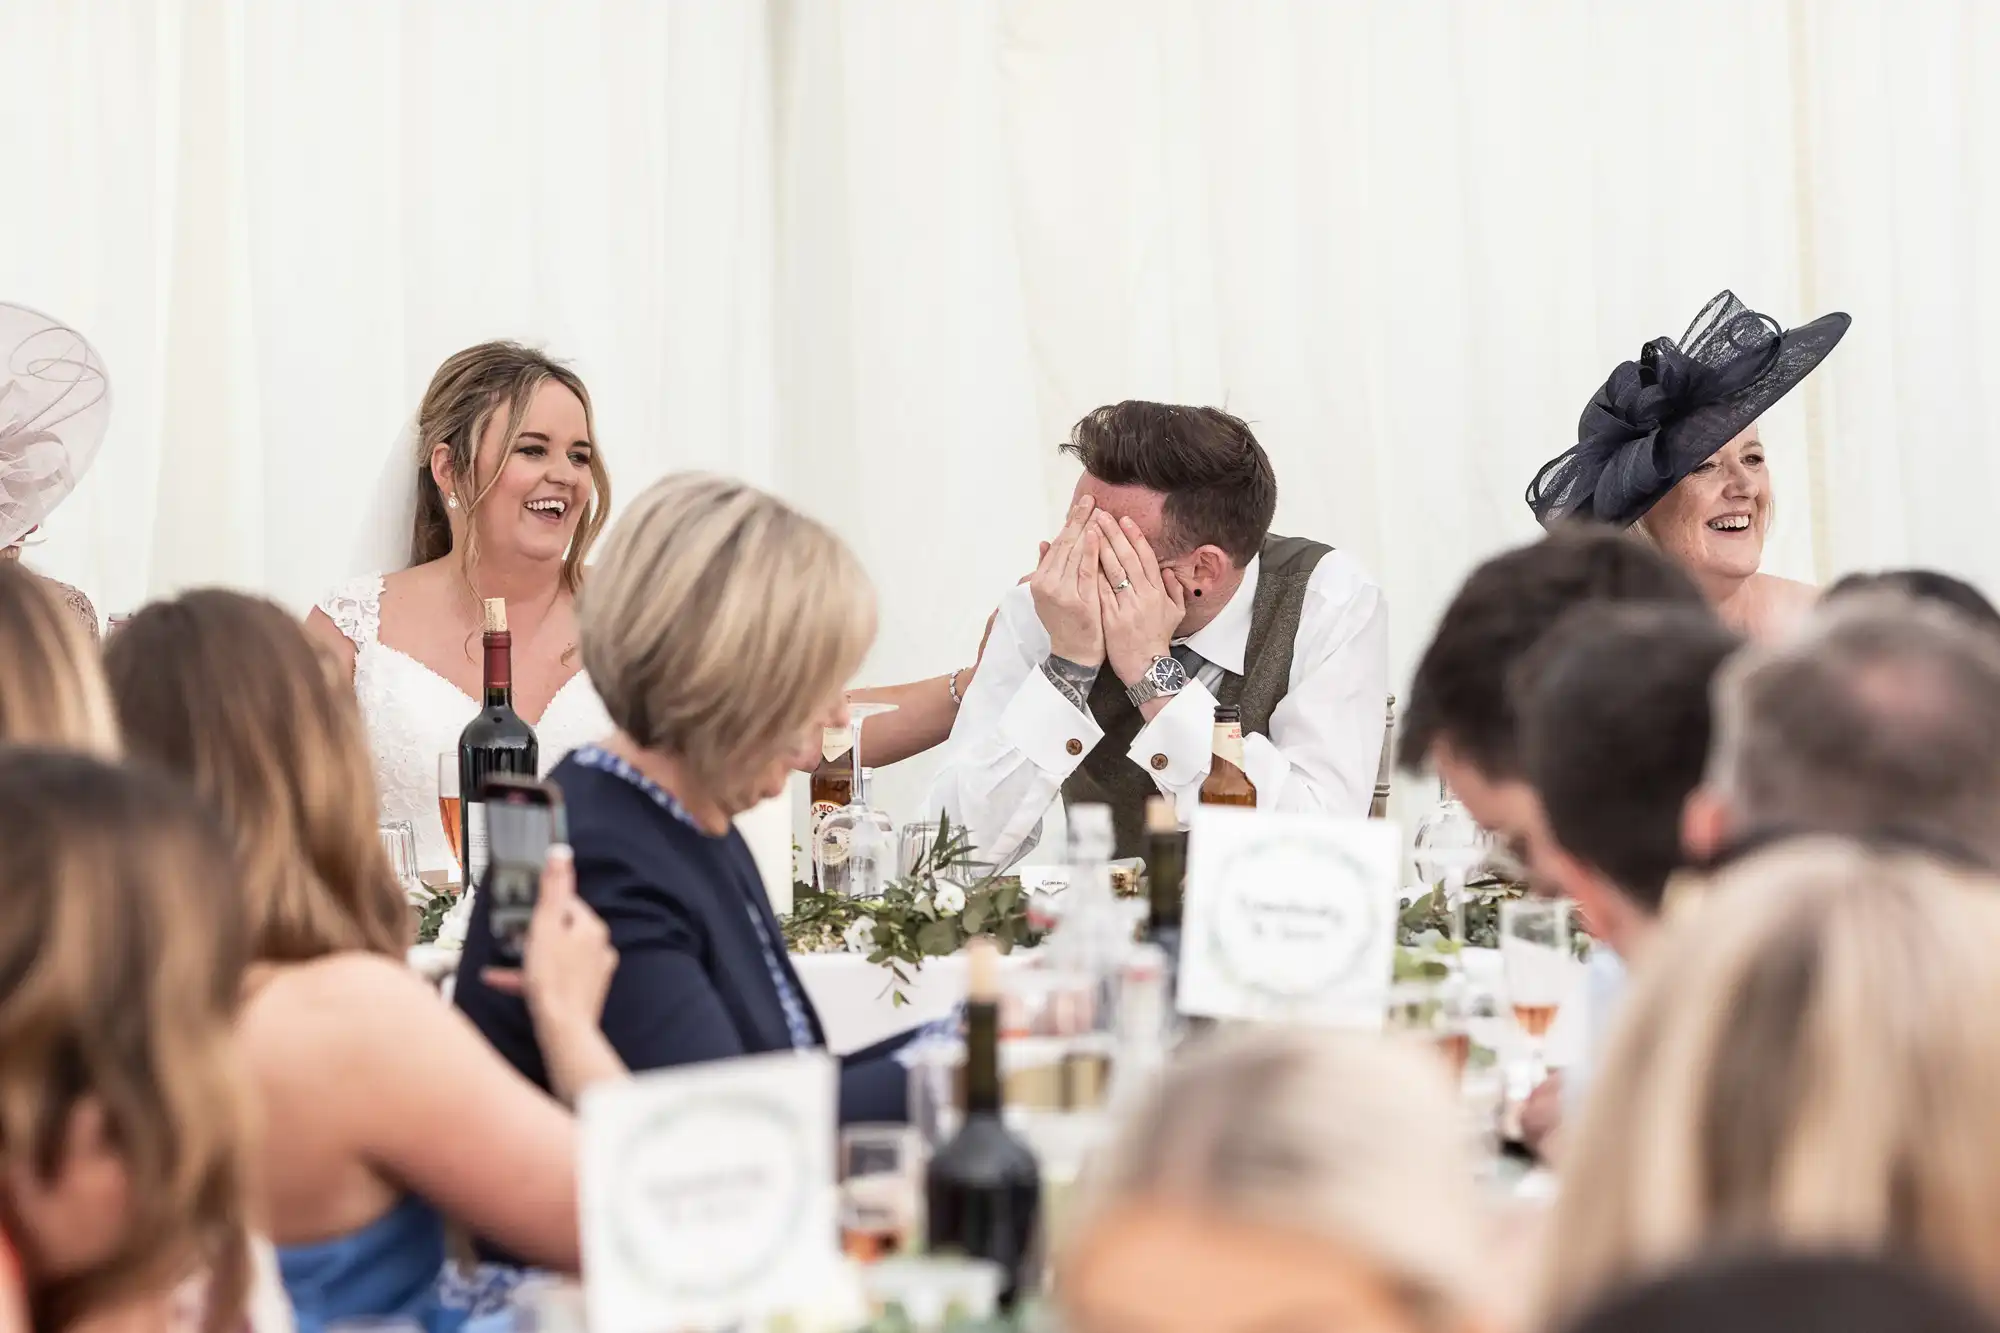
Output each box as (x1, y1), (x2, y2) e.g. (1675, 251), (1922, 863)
(1111, 578), (1133, 593)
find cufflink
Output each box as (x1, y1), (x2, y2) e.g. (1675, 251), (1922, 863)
(1066, 738), (1084, 756)
(1149, 753), (1169, 771)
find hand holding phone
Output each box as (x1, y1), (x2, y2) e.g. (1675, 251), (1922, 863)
(481, 843), (616, 1033)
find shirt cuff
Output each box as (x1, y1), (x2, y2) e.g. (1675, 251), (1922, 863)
(1000, 666), (1105, 778)
(1125, 679), (1220, 789)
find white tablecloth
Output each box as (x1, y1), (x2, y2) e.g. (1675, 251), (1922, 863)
(792, 945), (1590, 1063)
(792, 951), (976, 1055)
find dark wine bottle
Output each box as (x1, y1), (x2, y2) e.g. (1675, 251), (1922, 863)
(457, 598), (537, 887)
(925, 939), (1041, 1307)
(1141, 796), (1186, 982)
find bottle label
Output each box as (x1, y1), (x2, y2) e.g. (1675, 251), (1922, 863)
(819, 824), (851, 867)
(810, 799), (841, 829)
(822, 728), (849, 764)
(1211, 723), (1246, 768)
(465, 802), (489, 886)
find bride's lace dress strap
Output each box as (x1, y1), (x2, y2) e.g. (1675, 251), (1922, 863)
(318, 575), (385, 648)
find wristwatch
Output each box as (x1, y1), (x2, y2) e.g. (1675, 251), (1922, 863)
(1125, 654), (1189, 707)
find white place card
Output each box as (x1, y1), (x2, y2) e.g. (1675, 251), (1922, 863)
(579, 1050), (839, 1333)
(1176, 808), (1402, 1028)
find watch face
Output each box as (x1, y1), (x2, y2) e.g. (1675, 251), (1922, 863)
(1151, 656), (1189, 690)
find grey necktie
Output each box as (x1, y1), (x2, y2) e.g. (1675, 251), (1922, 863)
(1172, 643), (1207, 679)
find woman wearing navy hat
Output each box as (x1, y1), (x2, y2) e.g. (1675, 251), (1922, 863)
(1527, 292), (1850, 639)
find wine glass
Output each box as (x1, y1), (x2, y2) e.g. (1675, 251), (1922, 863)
(437, 754), (464, 882)
(1412, 795), (1492, 952)
(814, 703), (898, 899)
(1500, 897), (1573, 1085)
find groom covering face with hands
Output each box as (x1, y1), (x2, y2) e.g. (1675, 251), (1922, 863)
(927, 401), (1389, 863)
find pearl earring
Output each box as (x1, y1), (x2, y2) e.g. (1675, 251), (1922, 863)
(447, 496), (459, 510)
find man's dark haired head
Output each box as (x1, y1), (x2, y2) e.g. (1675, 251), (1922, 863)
(1060, 402), (1276, 564)
(1397, 527), (1706, 777)
(1827, 568), (2000, 633)
(1560, 1252), (1998, 1333)
(1512, 602), (1741, 911)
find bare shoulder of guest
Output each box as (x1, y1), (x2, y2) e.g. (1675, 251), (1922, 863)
(1751, 573), (1820, 639)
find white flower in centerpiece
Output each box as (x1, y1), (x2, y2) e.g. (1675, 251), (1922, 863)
(436, 889), (475, 952)
(910, 890), (933, 915)
(843, 915), (877, 953)
(933, 880), (967, 915)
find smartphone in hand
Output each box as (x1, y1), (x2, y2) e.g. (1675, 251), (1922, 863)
(479, 774), (566, 967)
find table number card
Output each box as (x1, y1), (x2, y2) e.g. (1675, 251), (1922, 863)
(1176, 808), (1402, 1028)
(579, 1050), (838, 1333)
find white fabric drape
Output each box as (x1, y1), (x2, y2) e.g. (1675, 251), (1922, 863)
(3, 0), (1997, 844)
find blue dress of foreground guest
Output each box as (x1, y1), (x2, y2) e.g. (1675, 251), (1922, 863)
(276, 1195), (524, 1333)
(455, 744), (915, 1124)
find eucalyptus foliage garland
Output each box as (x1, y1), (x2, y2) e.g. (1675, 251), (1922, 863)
(782, 817), (1044, 1005)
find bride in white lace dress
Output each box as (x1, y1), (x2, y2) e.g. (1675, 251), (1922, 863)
(307, 342), (614, 876)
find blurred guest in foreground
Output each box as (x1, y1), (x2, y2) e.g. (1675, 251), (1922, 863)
(1557, 1253), (2000, 1333)
(1540, 841), (2000, 1322)
(1825, 568), (2000, 633)
(1061, 1030), (1487, 1333)
(933, 401), (1388, 864)
(308, 342), (616, 875)
(1508, 602), (1742, 1131)
(0, 751), (251, 1333)
(1527, 291), (1849, 640)
(0, 561), (119, 754)
(1399, 527), (1705, 858)
(455, 473), (914, 1125)
(109, 592), (621, 1332)
(1687, 595), (2000, 869)
(0, 302), (113, 644)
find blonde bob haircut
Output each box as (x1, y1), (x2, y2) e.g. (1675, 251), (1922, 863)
(0, 750), (251, 1333)
(1066, 1028), (1485, 1318)
(583, 473), (876, 813)
(104, 591), (408, 964)
(1541, 840), (2000, 1322)
(0, 561), (119, 755)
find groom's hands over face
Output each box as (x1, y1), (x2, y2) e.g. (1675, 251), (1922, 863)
(1094, 511), (1185, 686)
(1030, 497), (1106, 668)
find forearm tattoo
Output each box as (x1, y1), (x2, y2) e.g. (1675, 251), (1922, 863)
(1042, 653), (1099, 716)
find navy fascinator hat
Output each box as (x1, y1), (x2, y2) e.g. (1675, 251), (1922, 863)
(1527, 291), (1849, 529)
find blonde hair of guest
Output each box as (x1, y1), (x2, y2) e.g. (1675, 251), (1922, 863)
(583, 472), (876, 813)
(104, 591), (408, 962)
(1540, 840), (2000, 1321)
(1068, 1027), (1487, 1317)
(0, 561), (119, 754)
(0, 750), (252, 1333)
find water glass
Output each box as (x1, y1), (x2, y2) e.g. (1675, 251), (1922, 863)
(901, 820), (944, 879)
(378, 821), (426, 907)
(1412, 796), (1492, 950)
(840, 1124), (924, 1264)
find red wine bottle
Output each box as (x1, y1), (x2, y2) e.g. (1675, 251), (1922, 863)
(457, 598), (537, 886)
(925, 939), (1041, 1307)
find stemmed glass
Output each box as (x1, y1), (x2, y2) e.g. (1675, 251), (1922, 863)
(437, 754), (464, 883)
(1500, 897), (1573, 1085)
(815, 703), (898, 898)
(1412, 793), (1492, 955)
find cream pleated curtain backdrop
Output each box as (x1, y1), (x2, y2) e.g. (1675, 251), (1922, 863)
(2, 0), (1997, 844)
